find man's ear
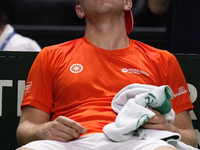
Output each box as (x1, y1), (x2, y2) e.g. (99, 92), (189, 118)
(75, 5), (85, 19)
(124, 0), (132, 11)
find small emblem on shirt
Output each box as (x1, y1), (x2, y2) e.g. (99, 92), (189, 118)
(121, 68), (149, 77)
(25, 82), (32, 93)
(174, 86), (188, 97)
(70, 64), (83, 73)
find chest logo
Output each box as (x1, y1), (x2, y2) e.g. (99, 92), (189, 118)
(70, 64), (83, 73)
(121, 68), (149, 77)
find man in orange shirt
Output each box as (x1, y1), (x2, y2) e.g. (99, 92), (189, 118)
(16, 0), (197, 150)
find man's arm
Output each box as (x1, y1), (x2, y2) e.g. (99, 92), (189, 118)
(148, 0), (171, 15)
(16, 106), (87, 147)
(142, 109), (197, 147)
(172, 110), (197, 147)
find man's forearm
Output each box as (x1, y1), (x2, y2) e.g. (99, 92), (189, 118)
(17, 115), (87, 147)
(170, 123), (197, 147)
(143, 109), (197, 147)
(16, 121), (46, 147)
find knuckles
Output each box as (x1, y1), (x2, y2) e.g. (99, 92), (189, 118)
(42, 116), (82, 142)
(52, 121), (60, 129)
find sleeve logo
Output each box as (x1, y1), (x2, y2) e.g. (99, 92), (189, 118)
(174, 86), (188, 97)
(25, 82), (32, 93)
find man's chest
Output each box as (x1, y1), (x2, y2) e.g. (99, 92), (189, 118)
(51, 51), (160, 102)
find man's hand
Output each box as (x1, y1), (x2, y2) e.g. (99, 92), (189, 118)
(141, 108), (197, 147)
(41, 116), (87, 142)
(17, 106), (87, 146)
(142, 108), (174, 131)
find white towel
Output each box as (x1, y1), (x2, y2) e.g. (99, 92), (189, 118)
(112, 84), (174, 120)
(103, 84), (175, 142)
(103, 84), (199, 149)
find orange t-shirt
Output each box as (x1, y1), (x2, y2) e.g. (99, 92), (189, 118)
(21, 36), (193, 136)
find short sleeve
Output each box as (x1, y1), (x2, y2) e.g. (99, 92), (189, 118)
(157, 51), (194, 114)
(21, 47), (53, 115)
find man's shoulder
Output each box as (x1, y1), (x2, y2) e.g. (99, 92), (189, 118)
(131, 39), (175, 60)
(38, 38), (83, 60)
(47, 38), (82, 50)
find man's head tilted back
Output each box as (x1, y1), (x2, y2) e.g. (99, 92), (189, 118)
(76, 0), (133, 35)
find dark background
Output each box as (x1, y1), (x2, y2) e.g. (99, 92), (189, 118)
(1, 0), (172, 50)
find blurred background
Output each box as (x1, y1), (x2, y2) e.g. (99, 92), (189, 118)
(0, 0), (172, 50)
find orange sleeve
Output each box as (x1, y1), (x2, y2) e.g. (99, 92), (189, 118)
(21, 47), (53, 115)
(157, 51), (194, 114)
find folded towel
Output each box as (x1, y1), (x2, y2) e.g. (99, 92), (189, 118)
(103, 84), (199, 149)
(103, 84), (175, 142)
(112, 84), (174, 118)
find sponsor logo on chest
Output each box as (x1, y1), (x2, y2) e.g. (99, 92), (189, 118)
(69, 64), (149, 78)
(121, 68), (149, 77)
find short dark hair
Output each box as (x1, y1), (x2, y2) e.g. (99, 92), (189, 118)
(0, 5), (8, 28)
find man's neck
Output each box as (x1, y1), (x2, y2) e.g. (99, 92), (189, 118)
(84, 15), (130, 50)
(0, 25), (6, 36)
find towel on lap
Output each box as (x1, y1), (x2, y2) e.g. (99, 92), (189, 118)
(103, 84), (199, 149)
(103, 84), (175, 141)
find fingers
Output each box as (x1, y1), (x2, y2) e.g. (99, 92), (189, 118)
(49, 125), (74, 142)
(48, 116), (87, 142)
(142, 109), (166, 130)
(149, 108), (162, 116)
(142, 121), (165, 130)
(57, 116), (87, 134)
